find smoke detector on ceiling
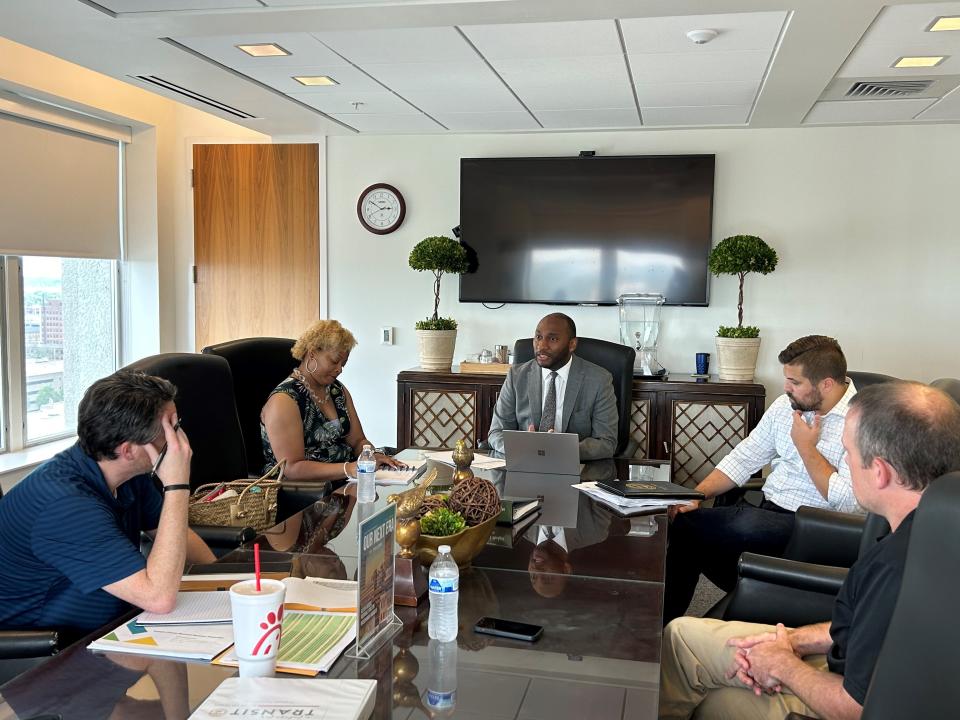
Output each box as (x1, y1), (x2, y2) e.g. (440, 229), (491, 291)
(686, 29), (719, 45)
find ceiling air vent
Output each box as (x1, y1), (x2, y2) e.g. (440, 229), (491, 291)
(130, 75), (257, 119)
(845, 80), (933, 98)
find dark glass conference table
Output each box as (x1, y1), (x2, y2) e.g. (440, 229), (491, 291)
(0, 453), (668, 720)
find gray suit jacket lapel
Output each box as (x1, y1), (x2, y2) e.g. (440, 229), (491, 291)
(561, 355), (585, 432)
(527, 362), (542, 430)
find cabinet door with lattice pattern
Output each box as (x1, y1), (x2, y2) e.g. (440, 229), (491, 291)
(409, 387), (478, 449)
(629, 392), (656, 459)
(669, 396), (751, 487)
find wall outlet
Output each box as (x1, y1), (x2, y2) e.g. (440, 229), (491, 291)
(380, 326), (394, 345)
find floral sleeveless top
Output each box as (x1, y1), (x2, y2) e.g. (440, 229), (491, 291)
(261, 376), (352, 472)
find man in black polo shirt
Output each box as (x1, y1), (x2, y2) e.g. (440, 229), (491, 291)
(0, 370), (216, 633)
(659, 381), (960, 719)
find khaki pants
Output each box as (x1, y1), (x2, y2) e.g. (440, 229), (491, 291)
(659, 617), (828, 720)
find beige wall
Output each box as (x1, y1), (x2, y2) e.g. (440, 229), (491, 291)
(326, 125), (960, 445)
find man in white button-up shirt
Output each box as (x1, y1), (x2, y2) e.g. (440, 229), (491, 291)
(664, 335), (862, 623)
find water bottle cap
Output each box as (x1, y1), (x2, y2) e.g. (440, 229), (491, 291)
(438, 545), (451, 554)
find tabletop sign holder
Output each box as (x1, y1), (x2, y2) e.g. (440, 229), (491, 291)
(348, 503), (402, 660)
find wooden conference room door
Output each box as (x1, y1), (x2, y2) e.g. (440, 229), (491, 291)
(193, 143), (320, 351)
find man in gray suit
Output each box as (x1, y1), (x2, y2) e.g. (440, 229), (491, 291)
(487, 313), (618, 461)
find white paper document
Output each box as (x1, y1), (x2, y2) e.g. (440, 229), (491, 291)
(424, 450), (506, 469)
(189, 678), (377, 720)
(89, 616), (234, 660)
(573, 482), (694, 515)
(136, 591), (232, 625)
(284, 576), (357, 612)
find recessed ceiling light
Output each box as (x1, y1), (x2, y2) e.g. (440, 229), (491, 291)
(236, 43), (290, 57)
(893, 55), (946, 68)
(293, 75), (339, 86)
(927, 16), (960, 32)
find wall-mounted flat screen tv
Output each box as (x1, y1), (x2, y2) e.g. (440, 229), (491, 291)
(458, 154), (715, 306)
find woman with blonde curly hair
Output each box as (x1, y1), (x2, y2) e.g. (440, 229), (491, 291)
(260, 319), (402, 483)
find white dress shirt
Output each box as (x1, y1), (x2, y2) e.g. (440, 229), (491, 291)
(540, 356), (573, 431)
(714, 379), (862, 514)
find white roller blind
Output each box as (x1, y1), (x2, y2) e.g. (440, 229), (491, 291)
(0, 113), (121, 259)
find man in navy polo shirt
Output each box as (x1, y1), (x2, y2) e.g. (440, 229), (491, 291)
(0, 370), (216, 633)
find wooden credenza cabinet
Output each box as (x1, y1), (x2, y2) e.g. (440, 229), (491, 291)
(397, 368), (767, 487)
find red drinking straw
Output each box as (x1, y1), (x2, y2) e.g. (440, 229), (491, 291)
(254, 542), (261, 592)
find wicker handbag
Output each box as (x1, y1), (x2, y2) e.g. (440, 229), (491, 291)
(188, 461), (284, 532)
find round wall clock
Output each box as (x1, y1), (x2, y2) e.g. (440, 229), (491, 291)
(357, 183), (406, 234)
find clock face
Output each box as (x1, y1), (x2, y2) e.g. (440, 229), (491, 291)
(357, 183), (406, 234)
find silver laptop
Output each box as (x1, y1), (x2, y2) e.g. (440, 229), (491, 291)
(502, 430), (581, 475)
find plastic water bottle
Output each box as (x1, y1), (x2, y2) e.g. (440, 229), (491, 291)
(428, 545), (459, 641)
(357, 445), (376, 503)
(426, 638), (458, 717)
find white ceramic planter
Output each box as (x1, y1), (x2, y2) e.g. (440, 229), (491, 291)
(416, 329), (458, 371)
(715, 336), (762, 381)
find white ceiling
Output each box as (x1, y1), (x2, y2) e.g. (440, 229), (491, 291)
(1, 0), (960, 135)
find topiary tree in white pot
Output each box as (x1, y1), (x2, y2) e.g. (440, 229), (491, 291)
(409, 235), (469, 370)
(708, 234), (779, 381)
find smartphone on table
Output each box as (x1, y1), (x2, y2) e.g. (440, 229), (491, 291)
(474, 617), (543, 642)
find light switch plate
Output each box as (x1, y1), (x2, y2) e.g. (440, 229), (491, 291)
(380, 326), (394, 345)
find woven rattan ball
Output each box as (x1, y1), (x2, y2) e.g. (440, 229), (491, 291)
(418, 494), (448, 518)
(448, 477), (500, 526)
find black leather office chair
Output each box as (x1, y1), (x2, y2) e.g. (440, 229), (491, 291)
(930, 377), (960, 405)
(123, 353), (255, 550)
(512, 336), (636, 456)
(787, 471), (960, 720)
(201, 337), (298, 476)
(0, 485), (59, 684)
(847, 370), (900, 389)
(705, 508), (890, 626)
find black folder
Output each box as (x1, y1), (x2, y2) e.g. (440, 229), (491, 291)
(596, 478), (704, 500)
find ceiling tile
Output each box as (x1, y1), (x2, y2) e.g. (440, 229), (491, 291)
(399, 88), (522, 114)
(635, 81), (758, 107)
(642, 105), (750, 126)
(804, 98), (937, 123)
(839, 43), (960, 78)
(629, 51), (771, 84)
(98, 0), (258, 11)
(494, 55), (635, 111)
(361, 59), (500, 92)
(432, 111), (540, 132)
(238, 64), (385, 94)
(620, 12), (787, 54)
(461, 19), (620, 59)
(175, 33), (349, 68)
(915, 83), (960, 119)
(845, 2), (960, 44)
(288, 91), (421, 115)
(313, 27), (476, 64)
(328, 113), (444, 133)
(536, 108), (641, 129)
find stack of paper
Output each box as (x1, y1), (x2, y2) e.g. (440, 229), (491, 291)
(573, 482), (695, 515)
(137, 591), (232, 625)
(424, 450), (506, 469)
(88, 617), (234, 660)
(189, 678), (376, 720)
